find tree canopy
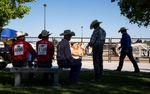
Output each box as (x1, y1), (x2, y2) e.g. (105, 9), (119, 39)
(111, 0), (150, 27)
(0, 0), (35, 29)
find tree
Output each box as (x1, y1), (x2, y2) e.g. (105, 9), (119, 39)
(111, 0), (150, 27)
(52, 38), (58, 46)
(0, 0), (35, 30)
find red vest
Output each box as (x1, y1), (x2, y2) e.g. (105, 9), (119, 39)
(36, 38), (54, 62)
(10, 39), (36, 61)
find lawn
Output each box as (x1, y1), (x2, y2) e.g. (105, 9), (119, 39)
(0, 69), (149, 94)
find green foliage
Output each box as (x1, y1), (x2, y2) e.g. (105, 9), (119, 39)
(111, 0), (150, 27)
(52, 38), (59, 46)
(0, 0), (36, 28)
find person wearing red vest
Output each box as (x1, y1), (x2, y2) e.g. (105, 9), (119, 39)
(36, 30), (54, 82)
(10, 31), (36, 67)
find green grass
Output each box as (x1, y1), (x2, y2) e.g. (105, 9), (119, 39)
(0, 69), (149, 94)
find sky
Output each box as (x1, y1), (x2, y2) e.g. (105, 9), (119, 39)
(4, 0), (150, 38)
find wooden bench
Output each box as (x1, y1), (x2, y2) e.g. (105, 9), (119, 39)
(10, 66), (63, 87)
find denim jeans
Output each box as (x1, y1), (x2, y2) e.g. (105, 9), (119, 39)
(117, 46), (140, 71)
(92, 45), (104, 80)
(57, 60), (82, 82)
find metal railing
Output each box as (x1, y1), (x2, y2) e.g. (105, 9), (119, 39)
(25, 37), (150, 63)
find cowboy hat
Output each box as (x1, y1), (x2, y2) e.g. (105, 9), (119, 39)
(90, 20), (102, 29)
(15, 31), (28, 38)
(38, 30), (52, 39)
(118, 27), (128, 33)
(60, 29), (75, 36)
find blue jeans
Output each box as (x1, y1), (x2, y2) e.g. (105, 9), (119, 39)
(57, 60), (82, 82)
(117, 46), (140, 71)
(92, 45), (104, 80)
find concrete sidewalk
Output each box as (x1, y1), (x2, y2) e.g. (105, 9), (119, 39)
(6, 61), (150, 72)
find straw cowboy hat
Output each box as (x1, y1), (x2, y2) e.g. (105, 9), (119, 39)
(38, 30), (52, 39)
(90, 20), (102, 29)
(60, 29), (75, 36)
(15, 31), (28, 38)
(118, 27), (128, 33)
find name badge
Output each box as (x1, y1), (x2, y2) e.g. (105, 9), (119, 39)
(14, 44), (24, 55)
(38, 44), (47, 55)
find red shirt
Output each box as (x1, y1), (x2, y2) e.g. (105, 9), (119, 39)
(36, 38), (54, 62)
(10, 39), (36, 61)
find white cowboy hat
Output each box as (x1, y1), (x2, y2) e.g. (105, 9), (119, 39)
(15, 31), (28, 38)
(118, 27), (128, 33)
(90, 20), (102, 29)
(60, 29), (75, 36)
(38, 30), (52, 39)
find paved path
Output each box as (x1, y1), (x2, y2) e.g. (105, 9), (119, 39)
(6, 61), (150, 72)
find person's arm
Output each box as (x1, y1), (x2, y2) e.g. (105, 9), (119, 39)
(64, 42), (74, 61)
(49, 42), (54, 59)
(27, 43), (36, 62)
(87, 30), (97, 47)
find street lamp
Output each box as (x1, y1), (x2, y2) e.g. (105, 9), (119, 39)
(43, 4), (47, 30)
(81, 26), (83, 42)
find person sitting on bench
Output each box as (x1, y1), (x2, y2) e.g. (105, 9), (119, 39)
(57, 29), (82, 84)
(36, 30), (54, 83)
(10, 31), (36, 78)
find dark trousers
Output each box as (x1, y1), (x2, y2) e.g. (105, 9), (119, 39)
(92, 45), (104, 80)
(57, 60), (82, 83)
(117, 46), (140, 71)
(36, 61), (53, 80)
(12, 60), (34, 79)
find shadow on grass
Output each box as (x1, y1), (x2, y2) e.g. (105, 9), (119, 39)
(0, 69), (149, 94)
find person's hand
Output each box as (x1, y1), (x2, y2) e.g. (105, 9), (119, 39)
(74, 59), (82, 62)
(86, 44), (89, 49)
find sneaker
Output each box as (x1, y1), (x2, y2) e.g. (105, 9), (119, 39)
(114, 69), (121, 71)
(90, 79), (101, 82)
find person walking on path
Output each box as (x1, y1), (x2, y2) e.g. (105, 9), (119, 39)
(36, 30), (54, 82)
(87, 20), (106, 82)
(114, 27), (140, 73)
(56, 29), (82, 84)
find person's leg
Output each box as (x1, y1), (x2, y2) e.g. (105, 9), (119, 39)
(99, 45), (104, 76)
(92, 46), (102, 80)
(70, 61), (82, 82)
(12, 61), (27, 67)
(58, 60), (82, 83)
(28, 61), (34, 79)
(116, 48), (126, 71)
(37, 62), (52, 80)
(127, 47), (140, 72)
